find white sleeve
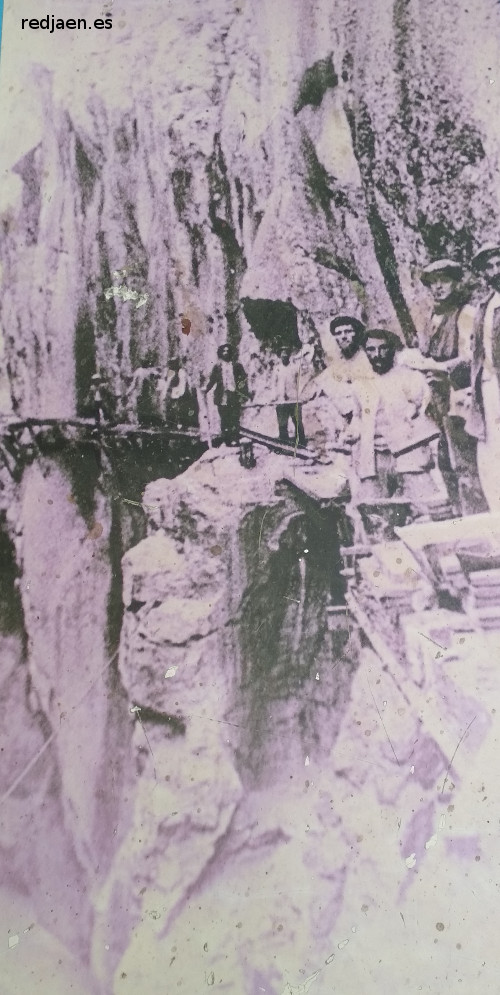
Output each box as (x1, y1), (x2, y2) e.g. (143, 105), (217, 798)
(457, 304), (476, 362)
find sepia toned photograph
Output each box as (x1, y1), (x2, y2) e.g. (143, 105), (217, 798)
(1, 1), (500, 992)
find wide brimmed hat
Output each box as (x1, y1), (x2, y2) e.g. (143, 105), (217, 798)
(329, 314), (365, 335)
(420, 258), (463, 284)
(471, 242), (500, 271)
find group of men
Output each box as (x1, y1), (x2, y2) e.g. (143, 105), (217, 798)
(305, 240), (500, 516)
(120, 239), (500, 518)
(205, 240), (500, 519)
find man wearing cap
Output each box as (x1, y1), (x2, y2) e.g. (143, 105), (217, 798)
(418, 258), (482, 515)
(420, 259), (475, 363)
(348, 329), (449, 514)
(465, 242), (500, 511)
(305, 315), (373, 459)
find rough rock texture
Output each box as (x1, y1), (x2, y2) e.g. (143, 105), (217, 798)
(92, 448), (356, 993)
(2, 0), (500, 416)
(1, 0), (500, 991)
(0, 455), (133, 986)
(93, 449), (500, 995)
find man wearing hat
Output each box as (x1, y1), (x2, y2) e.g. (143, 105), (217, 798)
(465, 242), (500, 511)
(419, 258), (482, 515)
(420, 259), (474, 362)
(314, 315), (373, 412)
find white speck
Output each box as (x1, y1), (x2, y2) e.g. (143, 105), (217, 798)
(315, 672), (320, 680)
(425, 834), (438, 850)
(405, 853), (417, 868)
(304, 548), (309, 553)
(305, 755), (310, 766)
(130, 704), (141, 714)
(8, 935), (19, 949)
(490, 78), (495, 84)
(105, 944), (110, 950)
(439, 815), (446, 831)
(351, 925), (357, 933)
(25, 583), (30, 592)
(338, 938), (349, 949)
(305, 824), (310, 832)
(164, 667), (177, 679)
(382, 700), (387, 708)
(325, 953), (335, 964)
(410, 765), (415, 774)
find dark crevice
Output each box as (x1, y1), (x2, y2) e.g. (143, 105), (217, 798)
(347, 100), (418, 344)
(206, 134), (246, 347)
(0, 516), (26, 641)
(235, 501), (356, 786)
(294, 55), (338, 114)
(74, 304), (97, 416)
(135, 707), (186, 734)
(75, 136), (99, 210)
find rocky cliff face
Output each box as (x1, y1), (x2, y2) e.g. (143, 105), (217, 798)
(91, 448), (357, 993)
(1, 0), (500, 991)
(2, 0), (500, 418)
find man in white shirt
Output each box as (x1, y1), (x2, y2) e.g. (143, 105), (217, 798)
(271, 346), (314, 447)
(466, 243), (500, 511)
(315, 315), (373, 415)
(350, 329), (448, 515)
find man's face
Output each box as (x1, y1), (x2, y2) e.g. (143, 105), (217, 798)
(482, 254), (500, 291)
(219, 346), (231, 362)
(330, 323), (359, 357)
(364, 337), (394, 375)
(429, 277), (457, 303)
(280, 349), (291, 365)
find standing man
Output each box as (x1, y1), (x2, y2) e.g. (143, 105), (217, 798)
(418, 258), (482, 514)
(160, 358), (198, 429)
(271, 346), (313, 447)
(465, 242), (500, 511)
(316, 315), (372, 413)
(351, 329), (448, 514)
(204, 344), (249, 445)
(420, 258), (473, 363)
(323, 315), (370, 375)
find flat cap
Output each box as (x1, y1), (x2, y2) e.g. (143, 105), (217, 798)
(420, 258), (463, 284)
(471, 242), (500, 271)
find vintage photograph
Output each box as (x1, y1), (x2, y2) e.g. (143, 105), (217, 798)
(1, 1), (500, 992)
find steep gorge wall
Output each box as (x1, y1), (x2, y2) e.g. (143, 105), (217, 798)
(93, 449), (357, 993)
(1, 0), (500, 420)
(1, 0), (500, 989)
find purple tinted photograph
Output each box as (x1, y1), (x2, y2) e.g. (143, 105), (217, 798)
(1, 1), (500, 992)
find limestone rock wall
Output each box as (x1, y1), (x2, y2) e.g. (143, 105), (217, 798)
(1, 0), (500, 418)
(92, 448), (358, 993)
(1, 0), (500, 990)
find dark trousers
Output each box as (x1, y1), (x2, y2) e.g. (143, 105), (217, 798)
(276, 403), (306, 447)
(218, 394), (241, 443)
